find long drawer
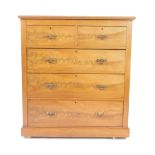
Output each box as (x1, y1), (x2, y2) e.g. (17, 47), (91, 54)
(28, 99), (123, 127)
(28, 74), (124, 100)
(27, 49), (125, 73)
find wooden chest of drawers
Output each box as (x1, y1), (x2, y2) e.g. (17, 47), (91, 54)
(19, 16), (135, 138)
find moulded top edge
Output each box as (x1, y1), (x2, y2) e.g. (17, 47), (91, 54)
(18, 16), (136, 20)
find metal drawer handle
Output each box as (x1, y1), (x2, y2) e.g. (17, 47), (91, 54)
(96, 84), (107, 90)
(46, 34), (57, 40)
(47, 112), (56, 116)
(96, 34), (107, 40)
(96, 58), (107, 64)
(45, 83), (57, 89)
(46, 57), (57, 64)
(96, 112), (104, 117)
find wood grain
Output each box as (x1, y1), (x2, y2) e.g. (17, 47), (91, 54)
(27, 25), (76, 48)
(21, 127), (129, 138)
(18, 16), (135, 20)
(123, 21), (132, 127)
(19, 16), (135, 138)
(27, 49), (125, 73)
(27, 25), (126, 49)
(21, 20), (28, 127)
(26, 20), (129, 26)
(78, 26), (127, 49)
(28, 100), (123, 127)
(28, 74), (124, 100)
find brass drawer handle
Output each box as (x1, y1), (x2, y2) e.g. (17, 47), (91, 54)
(46, 34), (57, 40)
(96, 58), (107, 64)
(96, 34), (107, 40)
(96, 112), (104, 117)
(45, 83), (57, 89)
(46, 57), (57, 64)
(47, 112), (56, 116)
(96, 84), (107, 90)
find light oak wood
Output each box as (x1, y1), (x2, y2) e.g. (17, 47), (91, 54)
(27, 25), (76, 48)
(18, 16), (135, 20)
(27, 49), (125, 73)
(26, 20), (129, 26)
(28, 74), (124, 100)
(78, 26), (127, 49)
(21, 20), (28, 127)
(123, 21), (132, 127)
(27, 25), (126, 49)
(20, 16), (135, 138)
(21, 127), (129, 137)
(28, 100), (123, 127)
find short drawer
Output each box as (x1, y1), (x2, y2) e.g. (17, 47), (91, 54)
(28, 100), (123, 127)
(27, 49), (125, 73)
(28, 74), (124, 100)
(26, 25), (76, 48)
(78, 26), (127, 49)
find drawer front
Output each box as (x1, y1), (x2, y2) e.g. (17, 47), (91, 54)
(28, 100), (123, 127)
(78, 26), (126, 49)
(27, 26), (76, 48)
(28, 49), (125, 73)
(28, 74), (124, 100)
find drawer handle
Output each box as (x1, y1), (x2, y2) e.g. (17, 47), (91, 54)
(96, 58), (107, 64)
(96, 112), (104, 117)
(46, 34), (57, 40)
(96, 34), (107, 40)
(96, 84), (107, 90)
(47, 112), (56, 117)
(45, 83), (57, 89)
(46, 58), (57, 64)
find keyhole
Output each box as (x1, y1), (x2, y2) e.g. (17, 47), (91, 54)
(50, 26), (52, 30)
(75, 50), (78, 53)
(75, 101), (77, 104)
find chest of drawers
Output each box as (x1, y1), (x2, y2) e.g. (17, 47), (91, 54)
(19, 16), (135, 138)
